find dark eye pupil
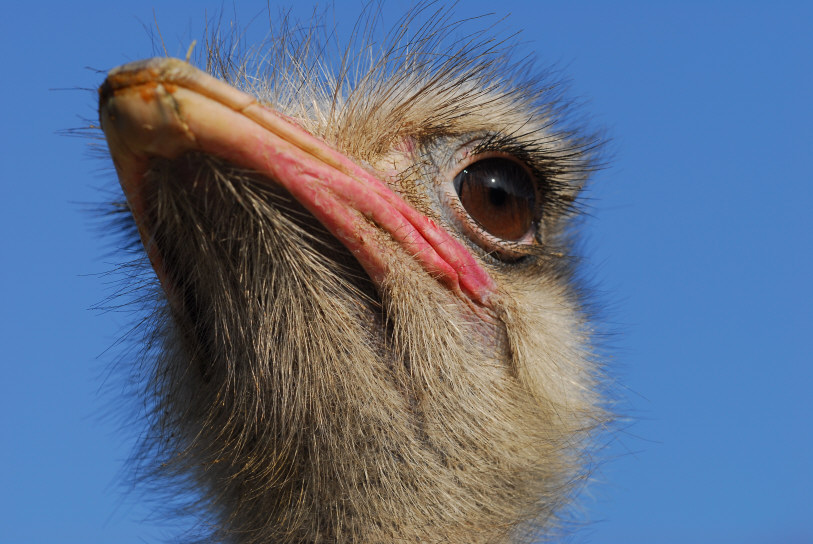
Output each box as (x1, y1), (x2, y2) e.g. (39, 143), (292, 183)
(453, 158), (535, 241)
(489, 186), (507, 206)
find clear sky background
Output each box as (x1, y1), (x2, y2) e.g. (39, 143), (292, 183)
(1, 2), (811, 543)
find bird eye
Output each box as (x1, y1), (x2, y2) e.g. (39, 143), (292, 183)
(453, 158), (536, 241)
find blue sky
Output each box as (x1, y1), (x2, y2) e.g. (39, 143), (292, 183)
(1, 2), (811, 543)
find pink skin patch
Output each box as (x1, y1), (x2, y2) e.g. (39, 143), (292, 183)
(99, 58), (497, 311)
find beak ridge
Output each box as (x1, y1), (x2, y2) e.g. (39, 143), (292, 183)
(99, 57), (496, 309)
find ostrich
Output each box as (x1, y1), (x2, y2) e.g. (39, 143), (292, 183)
(97, 8), (605, 544)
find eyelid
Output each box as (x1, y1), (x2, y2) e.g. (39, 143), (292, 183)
(444, 141), (537, 183)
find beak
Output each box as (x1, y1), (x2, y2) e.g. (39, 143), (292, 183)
(99, 58), (495, 308)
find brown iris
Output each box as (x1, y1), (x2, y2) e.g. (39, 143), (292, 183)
(453, 158), (536, 241)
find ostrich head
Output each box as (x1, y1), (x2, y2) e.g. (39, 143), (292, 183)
(98, 8), (605, 544)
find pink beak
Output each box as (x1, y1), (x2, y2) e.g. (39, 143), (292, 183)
(99, 58), (496, 308)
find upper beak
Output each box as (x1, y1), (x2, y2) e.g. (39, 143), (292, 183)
(99, 57), (495, 308)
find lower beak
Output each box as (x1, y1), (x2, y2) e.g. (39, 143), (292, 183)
(99, 57), (495, 308)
